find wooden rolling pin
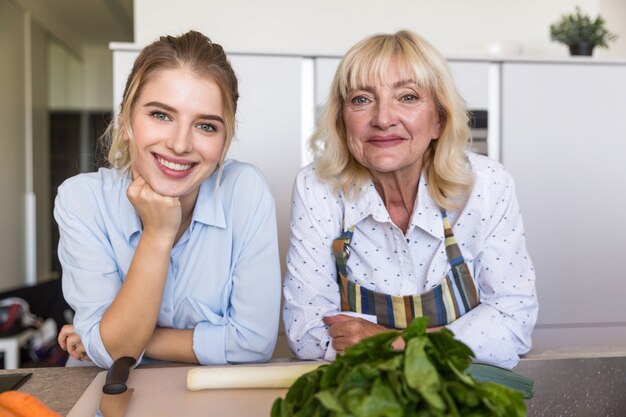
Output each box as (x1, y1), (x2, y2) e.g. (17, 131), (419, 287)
(187, 362), (325, 391)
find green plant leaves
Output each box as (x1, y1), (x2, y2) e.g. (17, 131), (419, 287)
(549, 6), (617, 48)
(404, 338), (445, 410)
(271, 317), (528, 417)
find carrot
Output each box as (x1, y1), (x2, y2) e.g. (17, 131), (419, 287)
(0, 391), (61, 417)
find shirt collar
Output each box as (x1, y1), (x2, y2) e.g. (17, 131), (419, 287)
(343, 172), (444, 241)
(120, 169), (227, 243)
(410, 176), (445, 241)
(192, 171), (226, 228)
(118, 171), (141, 242)
(343, 181), (385, 228)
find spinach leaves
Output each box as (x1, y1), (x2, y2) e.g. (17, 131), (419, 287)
(271, 317), (526, 417)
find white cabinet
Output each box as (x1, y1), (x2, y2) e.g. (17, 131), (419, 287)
(501, 61), (626, 350)
(314, 57), (340, 108)
(447, 60), (490, 110)
(227, 55), (305, 274)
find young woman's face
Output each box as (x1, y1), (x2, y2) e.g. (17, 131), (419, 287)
(128, 66), (226, 201)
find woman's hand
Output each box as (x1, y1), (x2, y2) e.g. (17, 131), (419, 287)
(323, 314), (405, 353)
(57, 324), (89, 361)
(126, 173), (182, 241)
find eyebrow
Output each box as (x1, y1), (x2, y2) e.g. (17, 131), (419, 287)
(392, 79), (417, 88)
(353, 78), (417, 92)
(143, 101), (225, 124)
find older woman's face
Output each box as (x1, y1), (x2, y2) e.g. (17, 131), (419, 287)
(342, 64), (441, 179)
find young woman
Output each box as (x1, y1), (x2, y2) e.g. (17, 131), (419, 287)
(56, 31), (281, 367)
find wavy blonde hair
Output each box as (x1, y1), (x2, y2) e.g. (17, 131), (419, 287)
(310, 30), (473, 210)
(104, 30), (239, 174)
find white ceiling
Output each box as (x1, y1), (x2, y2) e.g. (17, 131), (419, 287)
(17, 0), (133, 55)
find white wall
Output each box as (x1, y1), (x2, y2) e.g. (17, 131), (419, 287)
(48, 40), (84, 110)
(0, 0), (27, 290)
(83, 45), (114, 111)
(1, 0), (54, 289)
(600, 0), (626, 56)
(32, 18), (52, 281)
(49, 42), (113, 111)
(133, 0), (625, 58)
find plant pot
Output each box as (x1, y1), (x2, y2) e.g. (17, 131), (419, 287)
(569, 42), (596, 56)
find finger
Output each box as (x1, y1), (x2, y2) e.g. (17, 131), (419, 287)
(60, 324), (75, 334)
(391, 336), (406, 350)
(69, 349), (83, 360)
(75, 344), (87, 360)
(327, 324), (341, 338)
(66, 334), (82, 353)
(323, 314), (353, 326)
(58, 332), (68, 350)
(57, 324), (75, 350)
(131, 174), (146, 187)
(127, 175), (147, 198)
(331, 336), (351, 353)
(426, 326), (443, 333)
(130, 167), (143, 182)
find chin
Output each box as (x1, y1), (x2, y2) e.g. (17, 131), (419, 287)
(150, 183), (191, 198)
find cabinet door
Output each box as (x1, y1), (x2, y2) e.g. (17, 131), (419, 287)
(228, 55), (305, 275)
(447, 61), (489, 110)
(314, 57), (340, 110)
(501, 62), (626, 350)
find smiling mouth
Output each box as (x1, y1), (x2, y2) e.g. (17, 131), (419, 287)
(156, 155), (194, 171)
(367, 137), (406, 146)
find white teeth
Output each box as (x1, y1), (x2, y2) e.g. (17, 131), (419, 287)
(157, 156), (192, 171)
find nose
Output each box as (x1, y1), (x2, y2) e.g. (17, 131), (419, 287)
(166, 126), (193, 154)
(371, 99), (398, 129)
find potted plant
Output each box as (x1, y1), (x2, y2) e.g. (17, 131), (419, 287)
(549, 6), (617, 56)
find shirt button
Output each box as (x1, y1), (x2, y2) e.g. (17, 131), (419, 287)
(164, 307), (172, 313)
(406, 238), (410, 243)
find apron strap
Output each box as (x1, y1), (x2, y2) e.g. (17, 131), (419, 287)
(333, 211), (479, 328)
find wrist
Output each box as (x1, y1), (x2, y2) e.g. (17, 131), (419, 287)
(139, 229), (176, 250)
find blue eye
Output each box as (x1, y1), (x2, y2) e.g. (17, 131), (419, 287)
(351, 96), (370, 105)
(402, 94), (419, 102)
(150, 111), (170, 121)
(197, 123), (217, 133)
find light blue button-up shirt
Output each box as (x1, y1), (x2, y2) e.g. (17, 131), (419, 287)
(55, 160), (281, 368)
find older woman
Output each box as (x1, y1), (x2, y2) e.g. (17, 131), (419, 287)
(283, 30), (537, 369)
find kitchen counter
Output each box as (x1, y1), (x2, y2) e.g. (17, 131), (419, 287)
(2, 355), (625, 416)
(0, 366), (100, 415)
(515, 356), (626, 417)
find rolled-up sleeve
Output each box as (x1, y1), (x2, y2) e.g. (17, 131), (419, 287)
(55, 179), (121, 368)
(447, 172), (538, 369)
(283, 168), (342, 360)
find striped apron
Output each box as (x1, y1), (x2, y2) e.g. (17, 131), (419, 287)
(332, 211), (479, 329)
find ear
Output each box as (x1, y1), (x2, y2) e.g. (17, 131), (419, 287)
(119, 112), (132, 141)
(431, 120), (443, 140)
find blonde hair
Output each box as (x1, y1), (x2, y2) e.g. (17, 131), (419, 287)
(310, 30), (473, 210)
(105, 30), (239, 173)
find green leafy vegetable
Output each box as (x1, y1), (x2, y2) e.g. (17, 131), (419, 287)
(271, 317), (527, 417)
